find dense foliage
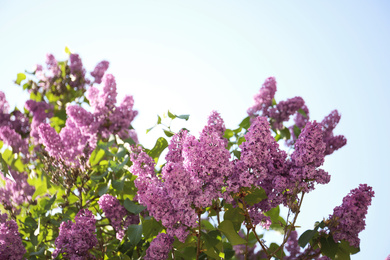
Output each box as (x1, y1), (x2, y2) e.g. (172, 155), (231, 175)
(0, 50), (373, 259)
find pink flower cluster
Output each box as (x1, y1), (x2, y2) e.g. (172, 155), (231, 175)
(144, 233), (174, 260)
(247, 77), (306, 129)
(38, 74), (138, 167)
(0, 91), (30, 154)
(53, 209), (97, 259)
(98, 194), (139, 240)
(0, 169), (35, 215)
(0, 213), (26, 260)
(328, 184), (374, 247)
(130, 111), (232, 242)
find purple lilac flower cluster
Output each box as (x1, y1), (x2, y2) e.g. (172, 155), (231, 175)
(268, 96), (305, 129)
(144, 233), (174, 260)
(321, 110), (347, 155)
(0, 169), (35, 215)
(247, 77), (277, 117)
(0, 212), (26, 260)
(247, 77), (306, 130)
(130, 111), (232, 242)
(289, 121), (330, 194)
(98, 194), (139, 240)
(38, 74), (138, 167)
(0, 91), (30, 154)
(328, 184), (374, 247)
(24, 100), (53, 145)
(53, 209), (97, 259)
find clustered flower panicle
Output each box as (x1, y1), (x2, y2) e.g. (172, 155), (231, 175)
(328, 184), (374, 247)
(53, 209), (97, 259)
(144, 233), (174, 260)
(0, 169), (35, 215)
(0, 213), (26, 260)
(98, 194), (139, 240)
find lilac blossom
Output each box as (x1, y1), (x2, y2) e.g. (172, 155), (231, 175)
(268, 96), (305, 129)
(144, 233), (174, 260)
(328, 184), (374, 248)
(0, 169), (35, 214)
(0, 92), (30, 138)
(289, 121), (330, 194)
(46, 53), (61, 78)
(321, 110), (347, 155)
(91, 60), (109, 84)
(0, 212), (26, 260)
(69, 53), (89, 88)
(228, 116), (287, 210)
(25, 100), (53, 144)
(0, 126), (28, 154)
(53, 209), (97, 259)
(247, 77), (277, 117)
(98, 194), (139, 240)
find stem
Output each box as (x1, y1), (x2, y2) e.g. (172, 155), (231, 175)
(245, 226), (249, 260)
(240, 199), (269, 258)
(196, 211), (202, 260)
(271, 192), (306, 259)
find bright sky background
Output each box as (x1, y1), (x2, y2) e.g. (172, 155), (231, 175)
(1, 1), (389, 259)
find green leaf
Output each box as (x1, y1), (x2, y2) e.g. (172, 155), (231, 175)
(157, 115), (162, 124)
(163, 129), (175, 137)
(218, 220), (246, 245)
(239, 116), (251, 130)
(29, 246), (45, 256)
(177, 114), (190, 121)
(32, 183), (47, 200)
(244, 187), (267, 206)
(298, 229), (317, 248)
(148, 137), (169, 163)
(224, 207), (245, 223)
(124, 199), (146, 214)
(90, 170), (108, 181)
(232, 150), (241, 160)
(15, 73), (26, 85)
(224, 207), (245, 231)
(146, 126), (155, 134)
(97, 182), (110, 196)
(298, 108), (308, 118)
(65, 46), (71, 54)
(293, 125), (301, 138)
(112, 179), (124, 192)
(279, 127), (291, 140)
(44, 193), (57, 211)
(237, 136), (246, 145)
(224, 129), (234, 139)
(339, 240), (360, 255)
(272, 98), (277, 106)
(142, 218), (162, 240)
(268, 242), (285, 259)
(320, 235), (339, 259)
(127, 224), (142, 245)
(0, 153), (8, 177)
(168, 110), (176, 119)
(89, 148), (105, 166)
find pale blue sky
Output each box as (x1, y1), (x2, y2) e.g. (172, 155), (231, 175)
(1, 1), (389, 259)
